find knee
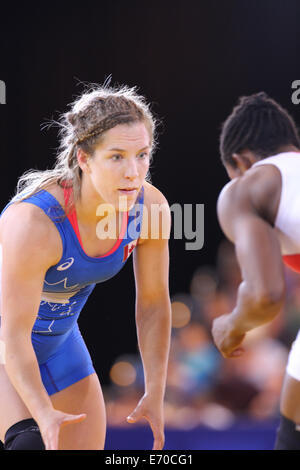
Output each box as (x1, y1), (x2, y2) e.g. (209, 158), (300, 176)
(4, 418), (45, 450)
(274, 414), (300, 450)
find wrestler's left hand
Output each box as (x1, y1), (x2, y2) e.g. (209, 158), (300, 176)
(39, 408), (86, 450)
(127, 393), (165, 450)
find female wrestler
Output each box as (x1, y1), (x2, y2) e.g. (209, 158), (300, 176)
(212, 92), (300, 449)
(0, 84), (172, 450)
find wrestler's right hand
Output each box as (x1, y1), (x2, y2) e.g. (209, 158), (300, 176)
(38, 408), (86, 450)
(212, 312), (246, 358)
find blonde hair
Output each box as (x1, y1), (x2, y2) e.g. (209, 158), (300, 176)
(11, 82), (158, 211)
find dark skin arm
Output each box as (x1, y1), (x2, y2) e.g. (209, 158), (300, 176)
(212, 164), (286, 358)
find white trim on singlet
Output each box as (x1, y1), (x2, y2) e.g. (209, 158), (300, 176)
(253, 152), (300, 380)
(286, 330), (300, 381)
(253, 151), (300, 255)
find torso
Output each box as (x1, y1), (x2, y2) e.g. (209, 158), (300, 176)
(0, 180), (162, 263)
(222, 151), (300, 273)
(0, 183), (129, 259)
(252, 151), (300, 271)
(0, 180), (167, 342)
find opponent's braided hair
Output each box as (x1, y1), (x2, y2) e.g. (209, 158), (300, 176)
(219, 92), (300, 167)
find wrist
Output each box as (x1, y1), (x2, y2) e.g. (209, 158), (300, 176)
(31, 401), (55, 424)
(227, 309), (247, 336)
(144, 383), (166, 399)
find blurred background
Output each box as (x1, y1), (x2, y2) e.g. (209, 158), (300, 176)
(1, 0), (300, 450)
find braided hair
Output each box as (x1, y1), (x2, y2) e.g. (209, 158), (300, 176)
(11, 83), (157, 211)
(219, 92), (300, 167)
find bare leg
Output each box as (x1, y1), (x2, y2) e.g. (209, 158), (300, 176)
(0, 364), (32, 442)
(0, 363), (106, 450)
(50, 373), (106, 450)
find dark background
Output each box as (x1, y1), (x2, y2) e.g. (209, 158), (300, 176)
(1, 0), (300, 384)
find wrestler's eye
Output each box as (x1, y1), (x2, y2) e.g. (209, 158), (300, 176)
(111, 154), (123, 161)
(137, 152), (149, 160)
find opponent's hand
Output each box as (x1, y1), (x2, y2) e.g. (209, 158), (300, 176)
(212, 313), (246, 358)
(127, 394), (165, 450)
(38, 409), (86, 450)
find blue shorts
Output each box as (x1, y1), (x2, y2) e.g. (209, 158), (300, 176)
(33, 323), (95, 395)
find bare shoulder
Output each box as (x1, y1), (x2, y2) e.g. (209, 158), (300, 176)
(218, 164), (281, 219)
(143, 181), (170, 207)
(138, 182), (171, 244)
(217, 178), (238, 208)
(217, 164), (282, 240)
(0, 200), (62, 267)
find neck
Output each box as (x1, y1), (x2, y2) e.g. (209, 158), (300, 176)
(275, 144), (300, 154)
(75, 174), (108, 225)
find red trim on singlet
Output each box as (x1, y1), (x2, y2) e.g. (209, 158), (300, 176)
(283, 254), (300, 274)
(63, 186), (128, 258)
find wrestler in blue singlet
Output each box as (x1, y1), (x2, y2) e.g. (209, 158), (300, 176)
(0, 187), (144, 394)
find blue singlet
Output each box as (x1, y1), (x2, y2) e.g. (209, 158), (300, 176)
(0, 187), (144, 394)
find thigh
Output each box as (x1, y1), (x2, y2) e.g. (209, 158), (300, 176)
(50, 372), (106, 450)
(0, 364), (32, 442)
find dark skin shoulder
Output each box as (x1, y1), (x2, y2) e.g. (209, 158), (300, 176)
(217, 163), (282, 241)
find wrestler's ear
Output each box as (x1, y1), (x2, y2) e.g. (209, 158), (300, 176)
(77, 148), (91, 173)
(225, 158), (242, 179)
(232, 150), (255, 174)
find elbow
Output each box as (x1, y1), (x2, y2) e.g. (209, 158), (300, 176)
(257, 284), (285, 306)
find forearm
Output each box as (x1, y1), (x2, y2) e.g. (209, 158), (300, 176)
(229, 280), (285, 335)
(4, 335), (54, 422)
(136, 297), (171, 397)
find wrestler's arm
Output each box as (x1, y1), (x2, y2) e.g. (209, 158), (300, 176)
(0, 203), (85, 449)
(212, 172), (285, 358)
(128, 184), (172, 450)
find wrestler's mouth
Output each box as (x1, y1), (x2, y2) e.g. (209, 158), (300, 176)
(118, 188), (138, 195)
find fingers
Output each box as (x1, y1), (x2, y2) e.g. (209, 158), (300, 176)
(152, 437), (164, 451)
(151, 428), (165, 450)
(143, 415), (164, 450)
(143, 414), (164, 450)
(44, 413), (87, 450)
(127, 408), (148, 426)
(44, 428), (59, 451)
(47, 436), (58, 451)
(60, 413), (87, 428)
(221, 346), (245, 358)
(127, 407), (142, 424)
(212, 314), (246, 358)
(228, 347), (245, 358)
(127, 402), (165, 450)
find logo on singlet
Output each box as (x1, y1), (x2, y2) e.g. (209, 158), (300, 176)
(123, 240), (138, 262)
(57, 257), (74, 271)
